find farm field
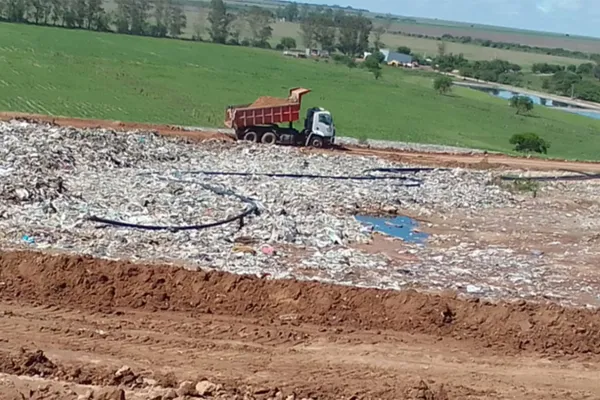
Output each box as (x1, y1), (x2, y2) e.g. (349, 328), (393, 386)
(100, 0), (595, 67)
(371, 21), (600, 54)
(272, 22), (587, 67)
(2, 23), (600, 160)
(234, 0), (600, 52)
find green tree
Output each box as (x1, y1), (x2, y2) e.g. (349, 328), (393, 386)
(364, 52), (383, 79)
(337, 14), (371, 56)
(86, 0), (108, 30)
(437, 41), (446, 57)
(372, 17), (391, 50)
(313, 13), (335, 51)
(71, 0), (87, 27)
(48, 0), (65, 25)
(27, 0), (50, 24)
(4, 0), (28, 22)
(577, 62), (594, 75)
(509, 95), (534, 115)
(280, 36), (296, 49)
(168, 0), (185, 37)
(208, 0), (233, 44)
(152, 0), (169, 36)
(282, 1), (297, 22)
(245, 6), (273, 46)
(299, 13), (316, 47)
(433, 75), (453, 94)
(372, 25), (385, 50)
(227, 17), (244, 44)
(113, 0), (150, 34)
(396, 46), (411, 55)
(509, 133), (549, 154)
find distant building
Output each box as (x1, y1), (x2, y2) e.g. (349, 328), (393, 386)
(380, 49), (413, 65)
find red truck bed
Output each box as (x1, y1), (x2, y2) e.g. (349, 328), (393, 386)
(225, 88), (310, 130)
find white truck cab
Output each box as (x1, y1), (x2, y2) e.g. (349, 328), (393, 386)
(305, 107), (336, 147)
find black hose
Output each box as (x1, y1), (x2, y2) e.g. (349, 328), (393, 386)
(86, 168), (434, 231)
(363, 167), (448, 174)
(174, 167), (443, 184)
(87, 178), (259, 232)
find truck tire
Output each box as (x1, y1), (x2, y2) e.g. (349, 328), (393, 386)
(309, 136), (324, 148)
(261, 132), (277, 145)
(243, 131), (258, 142)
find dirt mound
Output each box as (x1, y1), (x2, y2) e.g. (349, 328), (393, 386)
(249, 96), (292, 108)
(0, 348), (144, 390)
(1, 250), (600, 357)
(0, 349), (57, 377)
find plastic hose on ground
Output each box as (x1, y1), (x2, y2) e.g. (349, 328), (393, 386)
(86, 168), (437, 231)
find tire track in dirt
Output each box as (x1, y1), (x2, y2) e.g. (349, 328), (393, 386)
(1, 250), (599, 358)
(0, 300), (597, 399)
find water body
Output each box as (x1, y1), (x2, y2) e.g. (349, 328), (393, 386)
(355, 215), (429, 244)
(469, 87), (600, 121)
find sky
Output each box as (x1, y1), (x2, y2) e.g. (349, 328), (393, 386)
(304, 0), (600, 38)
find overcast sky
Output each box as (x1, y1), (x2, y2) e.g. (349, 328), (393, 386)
(304, 0), (600, 38)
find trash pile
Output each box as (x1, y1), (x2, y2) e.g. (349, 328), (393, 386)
(0, 120), (530, 294)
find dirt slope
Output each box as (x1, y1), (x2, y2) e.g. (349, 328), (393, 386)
(0, 250), (599, 399)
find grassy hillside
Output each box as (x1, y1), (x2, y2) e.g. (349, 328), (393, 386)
(1, 23), (600, 160)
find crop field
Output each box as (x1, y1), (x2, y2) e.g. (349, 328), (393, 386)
(101, 0), (593, 68)
(234, 0), (600, 53)
(2, 23), (600, 160)
(271, 22), (586, 68)
(373, 21), (600, 54)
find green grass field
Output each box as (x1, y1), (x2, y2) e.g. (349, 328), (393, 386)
(1, 23), (600, 160)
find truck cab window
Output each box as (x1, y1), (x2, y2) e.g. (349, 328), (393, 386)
(318, 114), (332, 125)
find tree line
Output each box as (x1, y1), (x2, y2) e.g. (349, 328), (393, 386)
(0, 0), (187, 37)
(434, 50), (600, 103)
(434, 53), (524, 86)
(205, 0), (375, 56)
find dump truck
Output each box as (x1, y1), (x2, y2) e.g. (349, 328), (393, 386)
(224, 88), (336, 148)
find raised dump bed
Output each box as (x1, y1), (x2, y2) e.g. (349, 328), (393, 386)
(224, 88), (335, 148)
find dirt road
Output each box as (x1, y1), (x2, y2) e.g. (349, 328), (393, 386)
(3, 111), (600, 173)
(0, 250), (599, 400)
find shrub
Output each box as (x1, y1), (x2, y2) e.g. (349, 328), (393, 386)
(433, 76), (453, 94)
(275, 43), (284, 50)
(509, 133), (550, 154)
(364, 53), (383, 79)
(280, 37), (296, 50)
(509, 95), (534, 115)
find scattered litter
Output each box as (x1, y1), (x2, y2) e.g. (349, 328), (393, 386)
(2, 120), (598, 307)
(21, 235), (34, 244)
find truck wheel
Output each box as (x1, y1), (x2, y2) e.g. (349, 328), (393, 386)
(261, 132), (277, 145)
(310, 136), (324, 148)
(243, 131), (258, 142)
